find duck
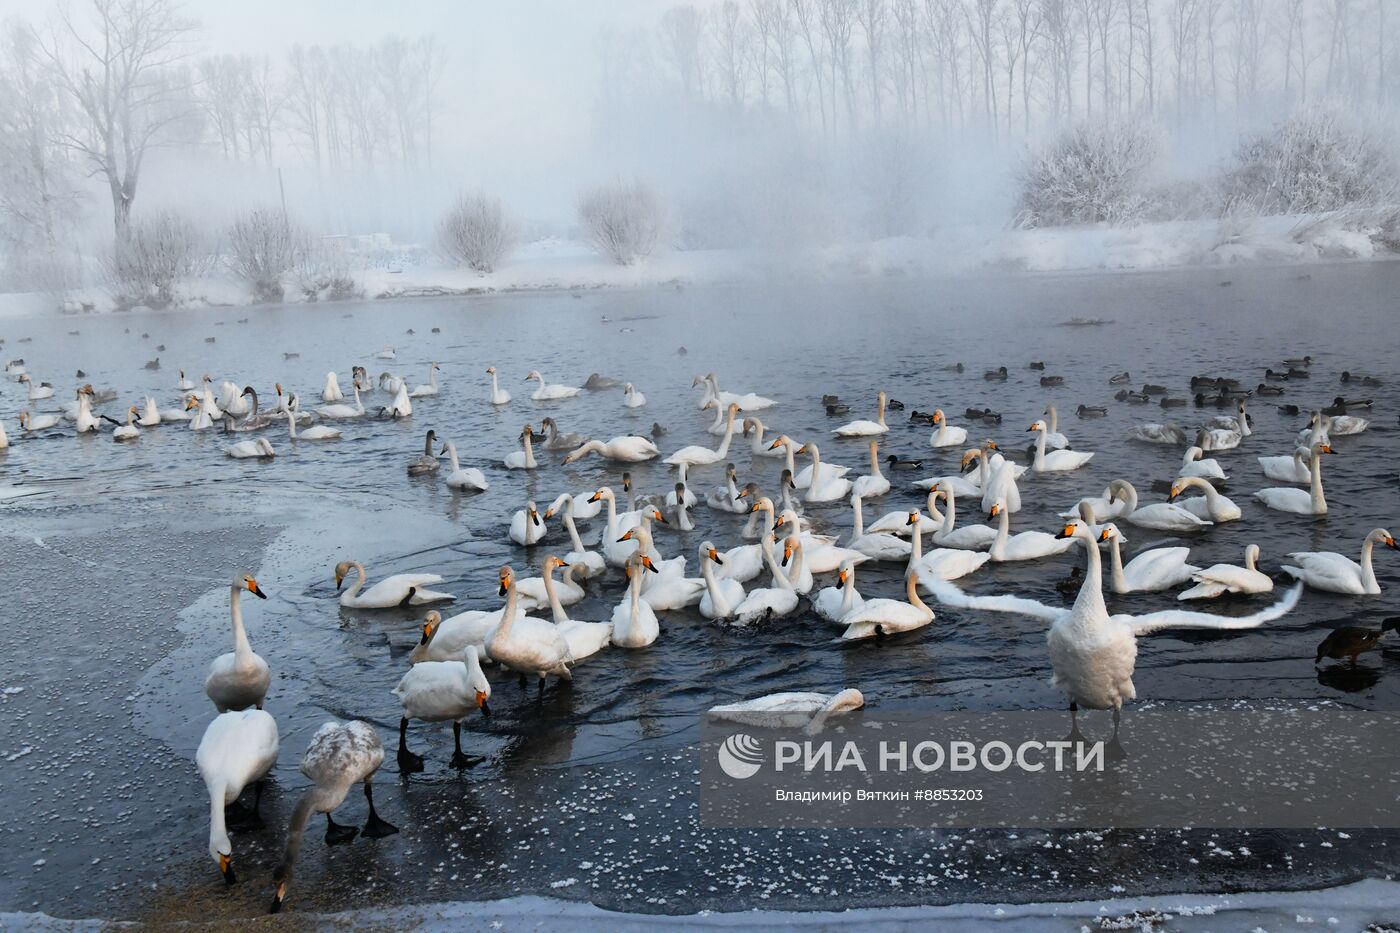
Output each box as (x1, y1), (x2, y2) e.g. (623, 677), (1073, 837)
(485, 366), (511, 405)
(112, 405), (141, 441)
(1128, 422), (1186, 445)
(709, 689), (864, 735)
(268, 721), (398, 914)
(611, 552), (661, 647)
(438, 440), (488, 490)
(406, 430), (439, 475)
(926, 486), (997, 550)
(1178, 445), (1227, 481)
(564, 433), (661, 464)
(825, 402), (851, 416)
(1178, 544), (1273, 600)
(1316, 619), (1400, 664)
(1107, 479), (1212, 531)
(1159, 396), (1187, 408)
(204, 574), (271, 712)
(846, 494), (912, 561)
(850, 441), (891, 499)
(622, 383), (646, 408)
(886, 454), (924, 471)
(1169, 476), (1242, 522)
(408, 363), (441, 398)
(983, 366), (1008, 381)
(1076, 404), (1108, 418)
(814, 560), (865, 623)
(335, 560), (454, 608)
(840, 570), (935, 640)
(1254, 443), (1332, 515)
(488, 566), (573, 684)
(733, 535), (802, 625)
(1109, 372), (1130, 384)
(698, 542), (746, 621)
(742, 417), (785, 458)
(1117, 389), (1150, 403)
(226, 438), (275, 459)
(1039, 375), (1065, 387)
(1341, 371), (1383, 387)
(833, 390), (889, 436)
(927, 408), (969, 448)
(510, 500), (547, 546)
(1255, 382), (1285, 396)
(665, 404), (739, 467)
(197, 708), (279, 886)
(526, 369), (581, 400)
(392, 644), (490, 772)
(1027, 420), (1093, 472)
(316, 380), (366, 419)
(1283, 528), (1396, 595)
(988, 500), (1074, 562)
(286, 399), (340, 441)
(543, 495), (605, 578)
(1099, 524), (1199, 594)
(504, 424), (539, 469)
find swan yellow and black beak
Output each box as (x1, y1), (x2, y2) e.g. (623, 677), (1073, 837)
(1387, 535), (1398, 549)
(641, 555), (659, 573)
(476, 690), (491, 717)
(219, 852), (236, 885)
(617, 529), (636, 543)
(1098, 527), (1113, 542)
(708, 547), (723, 564)
(1168, 483), (1184, 501)
(420, 614), (440, 645)
(497, 567), (512, 597)
(837, 567), (848, 586)
(768, 437), (784, 450)
(989, 503), (1001, 518)
(773, 514), (787, 529)
(906, 511), (919, 526)
(1055, 522), (1078, 540)
(780, 538), (795, 566)
(588, 490), (602, 503)
(246, 577), (267, 599)
(269, 878), (288, 913)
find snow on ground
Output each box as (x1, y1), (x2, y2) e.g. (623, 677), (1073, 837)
(1, 211), (1394, 321)
(6, 878), (1400, 930)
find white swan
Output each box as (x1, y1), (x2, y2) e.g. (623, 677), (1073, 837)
(706, 464), (748, 513)
(510, 500), (547, 546)
(316, 381), (365, 419)
(409, 363), (441, 398)
(74, 390), (100, 433)
(1028, 419), (1094, 472)
(978, 447), (1024, 514)
(410, 607), (505, 665)
(269, 721), (397, 914)
(383, 383), (412, 418)
(743, 417), (786, 458)
(710, 689), (864, 735)
(772, 434), (851, 489)
(928, 408), (968, 448)
(18, 411), (59, 432)
(802, 443), (853, 503)
(488, 566), (573, 681)
(622, 382), (646, 408)
(1283, 528), (1396, 595)
(504, 424), (538, 469)
(1169, 476), (1242, 522)
(391, 644), (490, 772)
(538, 557), (611, 663)
(697, 373), (776, 411)
(611, 552), (661, 647)
(1100, 524), (1199, 594)
(1318, 413), (1370, 436)
(515, 554), (586, 612)
(112, 405), (140, 441)
(564, 434), (660, 464)
(322, 372), (344, 402)
(847, 494), (912, 561)
(907, 510), (991, 581)
(1109, 479), (1212, 531)
(287, 400), (340, 441)
(179, 369), (196, 391)
(774, 506), (864, 572)
(589, 486), (645, 566)
(665, 404), (738, 467)
(850, 440), (891, 499)
(1128, 422), (1187, 445)
(1179, 445), (1227, 481)
(376, 346), (397, 360)
(1179, 544), (1273, 600)
(988, 500), (1073, 562)
(927, 486), (997, 551)
(136, 396), (161, 426)
(1255, 443), (1332, 515)
(814, 560), (865, 623)
(0, 420), (7, 448)
(204, 574), (271, 712)
(526, 369), (581, 400)
(833, 390), (889, 436)
(18, 373), (53, 400)
(840, 571), (935, 640)
(1258, 444), (1318, 483)
(698, 542), (745, 620)
(436, 439), (487, 490)
(544, 495), (605, 578)
(335, 560), (454, 608)
(733, 534), (801, 625)
(197, 707), (279, 885)
(226, 438), (275, 459)
(486, 366), (511, 405)
(1042, 405), (1070, 449)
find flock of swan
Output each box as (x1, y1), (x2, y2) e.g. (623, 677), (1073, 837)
(5, 346), (1395, 913)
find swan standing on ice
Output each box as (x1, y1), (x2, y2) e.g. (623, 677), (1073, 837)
(1179, 544), (1273, 600)
(1283, 528), (1396, 595)
(526, 369), (581, 400)
(335, 560), (454, 607)
(204, 574), (271, 713)
(1099, 524), (1199, 594)
(486, 366), (511, 405)
(197, 708), (279, 886)
(488, 566), (574, 685)
(392, 645), (490, 772)
(833, 390), (889, 436)
(269, 720), (398, 914)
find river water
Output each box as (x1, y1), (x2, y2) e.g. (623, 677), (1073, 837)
(1, 261), (1398, 921)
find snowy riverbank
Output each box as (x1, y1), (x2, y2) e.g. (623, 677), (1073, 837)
(1, 209), (1395, 320)
(6, 878), (1400, 930)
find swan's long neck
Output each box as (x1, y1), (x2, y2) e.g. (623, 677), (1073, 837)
(603, 491), (618, 534)
(274, 789), (327, 901)
(761, 536), (790, 590)
(490, 371), (501, 396)
(907, 517), (923, 574)
(346, 562), (366, 600)
(1360, 535), (1379, 592)
(927, 491), (948, 531)
(628, 565), (643, 620)
(542, 567), (566, 623)
(564, 509), (586, 555)
(1107, 535), (1127, 591)
(876, 394), (887, 427)
(867, 442), (881, 477)
(1116, 482), (1139, 516)
(522, 431), (536, 467)
(287, 407), (298, 438)
(1033, 423), (1048, 467)
(905, 572), (930, 614)
(229, 585), (253, 664)
(841, 569), (858, 614)
(707, 404), (725, 431)
(446, 442), (461, 472)
(748, 420), (764, 453)
(498, 579), (520, 637)
(352, 383), (363, 412)
(1308, 449), (1326, 512)
(700, 555), (721, 600)
(977, 451), (990, 486)
(1047, 406), (1058, 433)
(785, 541), (805, 587)
(783, 442), (796, 475)
(208, 782), (230, 855)
(1244, 545), (1258, 572)
(851, 496), (865, 540)
(993, 506), (1010, 553)
(1072, 532), (1109, 623)
(714, 410), (736, 457)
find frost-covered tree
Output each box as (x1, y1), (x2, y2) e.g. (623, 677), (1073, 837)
(436, 193), (517, 273)
(226, 208), (302, 302)
(1016, 116), (1161, 226)
(1221, 106), (1398, 215)
(579, 179), (669, 265)
(108, 210), (211, 308)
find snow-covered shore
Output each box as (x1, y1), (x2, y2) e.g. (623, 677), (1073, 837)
(5, 878), (1399, 930)
(2, 209), (1395, 320)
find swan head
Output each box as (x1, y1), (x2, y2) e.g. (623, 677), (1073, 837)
(959, 449), (981, 472)
(1098, 525), (1119, 542)
(906, 509), (921, 526)
(1374, 529), (1398, 549)
(543, 555), (569, 573)
(420, 611), (441, 644)
(235, 573), (267, 599)
(1027, 420), (1047, 433)
(588, 487), (608, 503)
(333, 562), (354, 590)
(17, 412), (27, 429)
(837, 562), (851, 586)
(989, 501), (1003, 518)
(525, 369), (542, 382)
(486, 366), (497, 375)
(768, 434), (791, 451)
(526, 502), (541, 526)
(1055, 521), (1087, 540)
(780, 470), (796, 490)
(498, 566), (515, 596)
(931, 408), (945, 425)
(700, 541), (724, 565)
(780, 536), (801, 566)
(209, 834), (235, 885)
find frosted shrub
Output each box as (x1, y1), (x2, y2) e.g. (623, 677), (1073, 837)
(293, 240), (359, 302)
(227, 208), (302, 302)
(437, 192), (516, 273)
(1221, 107), (1397, 216)
(578, 179), (668, 265)
(1016, 118), (1161, 227)
(108, 211), (213, 309)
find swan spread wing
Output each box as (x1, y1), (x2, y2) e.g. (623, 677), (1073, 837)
(1127, 582), (1302, 637)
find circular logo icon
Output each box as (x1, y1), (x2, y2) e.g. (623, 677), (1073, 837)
(717, 733), (763, 779)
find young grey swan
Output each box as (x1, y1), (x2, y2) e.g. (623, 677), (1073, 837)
(204, 574), (271, 713)
(406, 429), (439, 475)
(269, 720), (397, 913)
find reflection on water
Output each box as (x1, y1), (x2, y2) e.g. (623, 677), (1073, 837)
(2, 261), (1399, 919)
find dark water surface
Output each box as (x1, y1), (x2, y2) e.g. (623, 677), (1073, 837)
(1, 262), (1399, 921)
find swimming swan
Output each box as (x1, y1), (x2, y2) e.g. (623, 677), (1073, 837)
(611, 552), (661, 647)
(1282, 528), (1396, 595)
(839, 570), (934, 640)
(814, 560), (865, 623)
(1254, 443), (1333, 515)
(526, 369), (581, 400)
(486, 366), (511, 405)
(1027, 419), (1094, 472)
(1100, 524), (1200, 594)
(441, 440), (488, 490)
(710, 689), (864, 735)
(988, 500), (1073, 562)
(564, 434), (660, 464)
(1169, 476), (1242, 522)
(1178, 544), (1273, 600)
(335, 560), (454, 608)
(833, 390), (889, 436)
